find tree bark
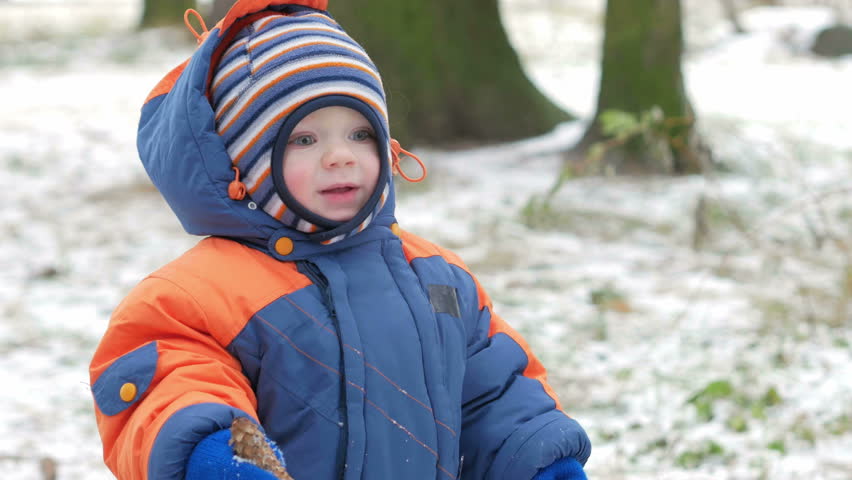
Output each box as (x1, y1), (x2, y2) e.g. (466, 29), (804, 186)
(331, 0), (571, 147)
(572, 0), (706, 174)
(140, 0), (196, 28)
(207, 0), (235, 26)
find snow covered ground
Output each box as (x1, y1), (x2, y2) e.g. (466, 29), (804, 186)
(1, 1), (850, 478)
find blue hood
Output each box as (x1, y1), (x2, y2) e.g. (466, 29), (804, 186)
(137, 5), (398, 260)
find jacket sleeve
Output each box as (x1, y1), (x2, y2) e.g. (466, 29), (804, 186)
(458, 272), (591, 480)
(89, 275), (259, 480)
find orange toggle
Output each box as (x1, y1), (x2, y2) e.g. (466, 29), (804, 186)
(184, 9), (210, 45)
(228, 166), (247, 200)
(390, 139), (427, 183)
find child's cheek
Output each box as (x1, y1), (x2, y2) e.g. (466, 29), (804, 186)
(283, 161), (315, 205)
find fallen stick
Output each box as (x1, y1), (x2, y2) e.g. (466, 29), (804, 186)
(230, 417), (295, 480)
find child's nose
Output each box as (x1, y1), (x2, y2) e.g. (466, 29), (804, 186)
(321, 144), (357, 169)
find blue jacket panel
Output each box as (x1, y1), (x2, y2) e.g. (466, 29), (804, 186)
(202, 234), (590, 480)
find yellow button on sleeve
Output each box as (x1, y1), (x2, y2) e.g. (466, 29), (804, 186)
(119, 382), (137, 403)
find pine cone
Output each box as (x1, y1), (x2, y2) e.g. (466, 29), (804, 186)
(229, 417), (295, 480)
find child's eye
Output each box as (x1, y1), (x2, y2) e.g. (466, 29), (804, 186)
(351, 129), (375, 142)
(289, 135), (315, 146)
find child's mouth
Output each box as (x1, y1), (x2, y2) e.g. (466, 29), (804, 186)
(320, 184), (360, 203)
(322, 186), (357, 194)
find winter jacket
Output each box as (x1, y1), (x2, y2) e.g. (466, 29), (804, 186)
(89, 1), (591, 479)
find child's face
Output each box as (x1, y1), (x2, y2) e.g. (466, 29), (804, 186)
(282, 106), (381, 222)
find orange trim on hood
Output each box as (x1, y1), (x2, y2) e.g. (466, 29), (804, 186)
(217, 0), (328, 36)
(144, 59), (190, 105)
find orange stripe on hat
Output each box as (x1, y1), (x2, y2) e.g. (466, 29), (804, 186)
(214, 96), (239, 122)
(206, 10), (281, 104)
(274, 203), (287, 220)
(251, 40), (374, 75)
(249, 25), (343, 52)
(254, 15), (280, 31)
(211, 59), (250, 96)
(230, 91), (386, 165)
(221, 61), (385, 136)
(300, 12), (338, 23)
(218, 61), (384, 135)
(222, 36), (249, 58)
(247, 167), (272, 193)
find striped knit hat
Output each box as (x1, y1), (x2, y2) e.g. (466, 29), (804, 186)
(210, 6), (391, 244)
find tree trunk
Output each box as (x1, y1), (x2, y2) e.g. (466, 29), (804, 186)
(207, 0), (235, 26)
(140, 0), (196, 29)
(572, 0), (706, 174)
(331, 1), (571, 147)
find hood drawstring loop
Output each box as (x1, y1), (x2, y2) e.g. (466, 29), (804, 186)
(390, 139), (427, 183)
(228, 166), (247, 201)
(184, 9), (210, 45)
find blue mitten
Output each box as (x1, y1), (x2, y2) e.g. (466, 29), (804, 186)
(185, 427), (286, 480)
(532, 457), (588, 480)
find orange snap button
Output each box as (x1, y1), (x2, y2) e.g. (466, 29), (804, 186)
(390, 223), (401, 237)
(275, 237), (294, 255)
(119, 383), (137, 402)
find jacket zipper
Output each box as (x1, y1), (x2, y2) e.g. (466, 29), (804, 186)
(295, 260), (346, 479)
(297, 260), (336, 319)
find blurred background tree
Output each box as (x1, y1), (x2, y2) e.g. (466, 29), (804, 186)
(331, 1), (572, 146)
(570, 0), (708, 175)
(191, 0), (570, 147)
(208, 0), (234, 24)
(140, 0), (195, 28)
(150, 0), (716, 172)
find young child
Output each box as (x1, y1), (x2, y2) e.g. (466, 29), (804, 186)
(89, 1), (591, 479)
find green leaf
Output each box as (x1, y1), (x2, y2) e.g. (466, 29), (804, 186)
(726, 414), (748, 432)
(688, 380), (734, 403)
(587, 142), (606, 162)
(751, 403), (766, 420)
(707, 441), (724, 455)
(599, 109), (639, 136)
(767, 439), (786, 454)
(761, 386), (782, 406)
(676, 441), (726, 469)
(826, 414), (851, 435)
(687, 380), (734, 422)
(694, 400), (714, 422)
